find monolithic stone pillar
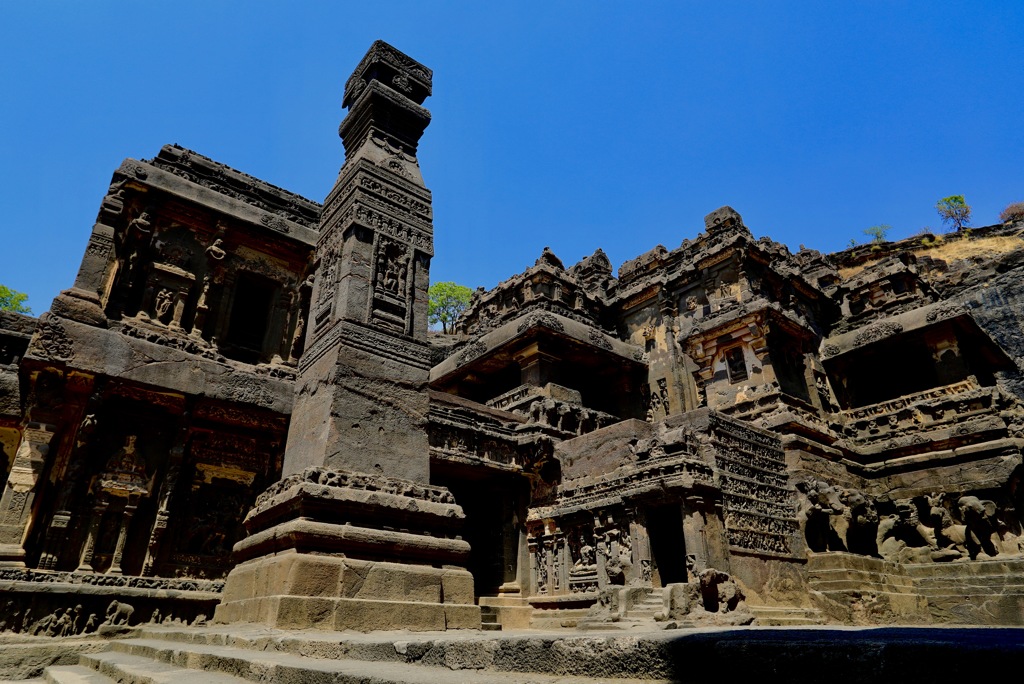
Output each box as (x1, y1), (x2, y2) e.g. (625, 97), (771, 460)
(0, 424), (56, 567)
(216, 41), (478, 631)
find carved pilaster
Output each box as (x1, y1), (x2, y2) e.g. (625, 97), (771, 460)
(0, 424), (56, 566)
(142, 412), (190, 576)
(77, 499), (108, 572)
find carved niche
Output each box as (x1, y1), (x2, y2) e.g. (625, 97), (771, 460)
(370, 236), (411, 333)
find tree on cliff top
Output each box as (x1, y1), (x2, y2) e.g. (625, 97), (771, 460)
(0, 285), (31, 314)
(863, 224), (891, 243)
(428, 282), (472, 334)
(936, 195), (972, 231)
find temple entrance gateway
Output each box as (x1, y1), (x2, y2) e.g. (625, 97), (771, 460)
(432, 468), (526, 598)
(646, 503), (688, 586)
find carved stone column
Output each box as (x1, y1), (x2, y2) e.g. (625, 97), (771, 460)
(107, 501), (137, 575)
(0, 424), (56, 567)
(142, 415), (188, 576)
(77, 498), (109, 572)
(527, 531), (540, 595)
(216, 42), (478, 632)
(682, 496), (710, 579)
(628, 507), (653, 585)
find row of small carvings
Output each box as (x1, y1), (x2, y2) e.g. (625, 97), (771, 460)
(839, 378), (991, 421)
(252, 465), (456, 510)
(546, 457), (715, 512)
(0, 598), (209, 636)
(118, 321), (298, 379)
(0, 568), (224, 592)
(839, 385), (996, 430)
(429, 423), (521, 466)
(797, 479), (1024, 563)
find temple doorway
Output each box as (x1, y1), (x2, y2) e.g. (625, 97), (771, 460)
(431, 466), (525, 598)
(646, 504), (688, 586)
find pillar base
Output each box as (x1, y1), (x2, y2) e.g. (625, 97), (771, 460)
(0, 543), (26, 567)
(215, 466), (480, 631)
(215, 552), (478, 630)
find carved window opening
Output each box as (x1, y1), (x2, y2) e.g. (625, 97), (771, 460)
(223, 272), (277, 364)
(724, 346), (748, 383)
(768, 333), (810, 402)
(0, 333), (29, 365)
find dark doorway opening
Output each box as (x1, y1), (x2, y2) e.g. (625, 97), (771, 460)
(224, 273), (276, 364)
(646, 504), (688, 586)
(432, 466), (523, 598)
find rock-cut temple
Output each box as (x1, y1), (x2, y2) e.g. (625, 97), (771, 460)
(4, 40), (1024, 638)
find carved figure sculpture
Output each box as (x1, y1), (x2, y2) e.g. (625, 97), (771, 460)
(154, 288), (174, 320)
(924, 492), (967, 560)
(796, 479), (846, 553)
(602, 530), (633, 586)
(205, 238), (227, 261)
(103, 600), (134, 626)
(876, 503), (936, 564)
(837, 488), (879, 556)
(957, 496), (1009, 559)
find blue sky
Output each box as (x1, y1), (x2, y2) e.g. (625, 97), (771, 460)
(2, 2), (1022, 314)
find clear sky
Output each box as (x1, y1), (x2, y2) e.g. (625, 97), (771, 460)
(2, 2), (1022, 314)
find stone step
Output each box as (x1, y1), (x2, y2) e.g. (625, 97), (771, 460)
(530, 607), (592, 629)
(44, 665), (115, 683)
(809, 579), (918, 592)
(79, 651), (247, 684)
(128, 625), (684, 679)
(100, 638), (663, 684)
(748, 606), (825, 626)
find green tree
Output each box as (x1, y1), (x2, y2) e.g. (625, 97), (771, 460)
(863, 224), (891, 243)
(936, 195), (972, 231)
(428, 281), (472, 334)
(0, 285), (31, 314)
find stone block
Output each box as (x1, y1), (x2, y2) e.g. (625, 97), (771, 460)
(274, 596), (337, 630)
(285, 554), (344, 598)
(333, 598), (448, 632)
(441, 568), (475, 604)
(220, 562), (256, 603)
(356, 561), (441, 603)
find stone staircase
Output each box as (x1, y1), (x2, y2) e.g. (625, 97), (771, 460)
(805, 552), (931, 623)
(12, 622), (1024, 683)
(578, 588), (666, 631)
(479, 605), (501, 631)
(34, 625), (671, 684)
(906, 558), (1024, 624)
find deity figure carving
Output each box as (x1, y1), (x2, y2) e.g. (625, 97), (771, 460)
(154, 288), (174, 321)
(120, 210), (154, 291)
(376, 240), (409, 297)
(205, 238), (227, 261)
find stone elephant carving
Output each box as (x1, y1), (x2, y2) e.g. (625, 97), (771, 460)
(956, 496), (1017, 560)
(796, 479), (847, 553)
(837, 488), (879, 557)
(103, 600), (134, 626)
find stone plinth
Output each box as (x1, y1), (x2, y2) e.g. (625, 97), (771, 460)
(215, 467), (479, 630)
